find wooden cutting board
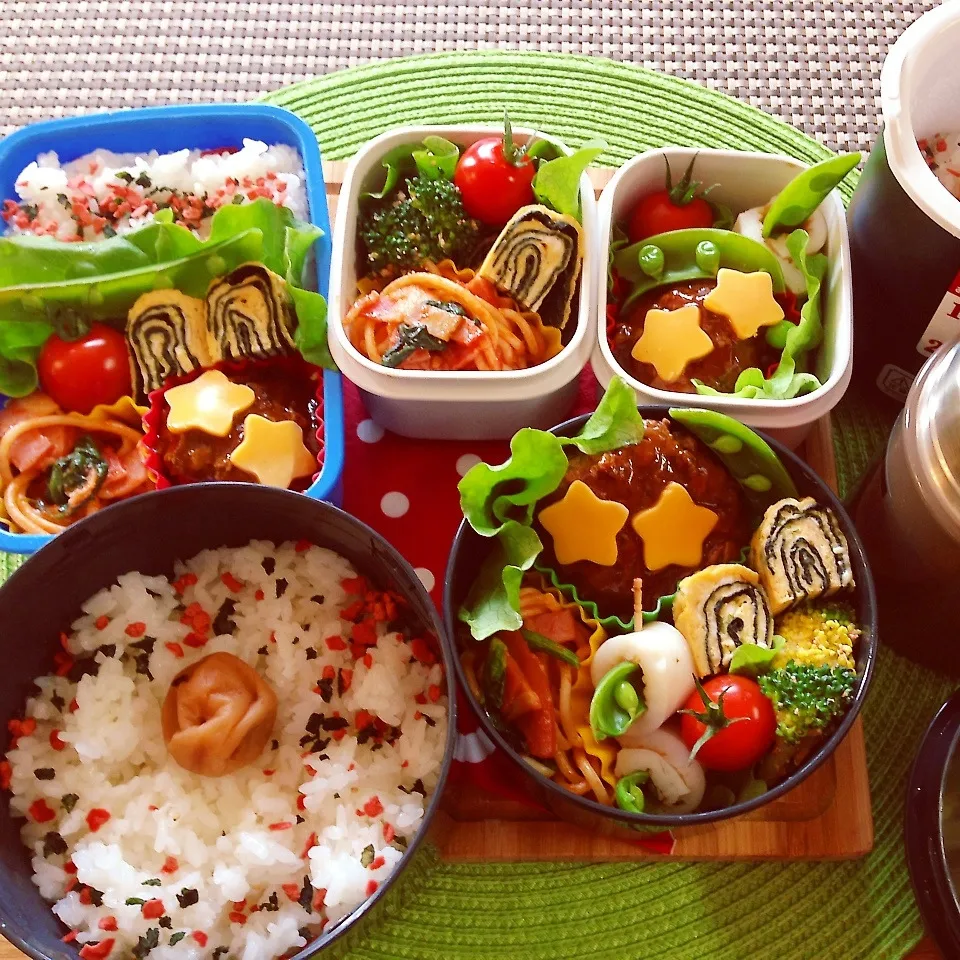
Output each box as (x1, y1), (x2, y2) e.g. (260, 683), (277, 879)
(432, 413), (873, 862)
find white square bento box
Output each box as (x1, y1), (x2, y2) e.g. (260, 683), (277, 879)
(328, 125), (598, 440)
(592, 147), (854, 449)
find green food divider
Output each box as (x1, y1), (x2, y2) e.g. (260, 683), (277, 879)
(0, 50), (952, 960)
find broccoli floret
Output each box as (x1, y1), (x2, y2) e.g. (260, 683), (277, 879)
(758, 662), (857, 744)
(358, 176), (482, 272)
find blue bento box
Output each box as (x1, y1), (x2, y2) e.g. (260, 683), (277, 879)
(0, 103), (344, 554)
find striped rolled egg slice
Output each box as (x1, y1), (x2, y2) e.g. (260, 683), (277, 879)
(476, 204), (584, 329)
(206, 262), (297, 363)
(750, 497), (855, 616)
(126, 289), (214, 401)
(673, 563), (774, 678)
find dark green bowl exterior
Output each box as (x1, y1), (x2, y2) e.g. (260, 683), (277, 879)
(444, 404), (877, 836)
(0, 483), (456, 960)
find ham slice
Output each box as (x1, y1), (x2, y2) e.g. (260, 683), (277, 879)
(0, 395), (77, 473)
(100, 445), (149, 500)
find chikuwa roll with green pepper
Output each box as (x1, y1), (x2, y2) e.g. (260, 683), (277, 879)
(456, 377), (867, 816)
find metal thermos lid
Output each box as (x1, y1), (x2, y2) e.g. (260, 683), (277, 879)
(906, 335), (960, 542)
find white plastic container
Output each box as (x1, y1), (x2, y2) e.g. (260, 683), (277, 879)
(328, 125), (597, 439)
(593, 147), (853, 448)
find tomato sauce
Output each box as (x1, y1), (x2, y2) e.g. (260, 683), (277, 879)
(157, 366), (320, 486)
(537, 420), (750, 620)
(610, 279), (781, 393)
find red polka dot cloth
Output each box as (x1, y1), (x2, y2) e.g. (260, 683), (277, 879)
(340, 373), (675, 854)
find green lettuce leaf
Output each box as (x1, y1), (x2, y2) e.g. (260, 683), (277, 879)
(459, 521), (543, 640)
(729, 636), (785, 677)
(291, 286), (332, 369)
(412, 136), (460, 180)
(458, 428), (570, 536)
(0, 318), (55, 397)
(564, 375), (644, 454)
(0, 200), (332, 395)
(533, 141), (605, 221)
(694, 229), (827, 401)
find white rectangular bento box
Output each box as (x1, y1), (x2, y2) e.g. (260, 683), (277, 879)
(593, 147), (853, 449)
(328, 125), (597, 440)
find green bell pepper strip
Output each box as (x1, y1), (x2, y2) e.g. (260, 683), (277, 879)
(589, 662), (646, 740)
(484, 637), (508, 709)
(613, 228), (785, 307)
(522, 629), (580, 667)
(667, 407), (797, 513)
(615, 770), (650, 814)
(762, 153), (861, 238)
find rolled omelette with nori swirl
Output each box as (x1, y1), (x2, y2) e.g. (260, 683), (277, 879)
(126, 289), (213, 401)
(672, 563), (773, 677)
(206, 262), (298, 363)
(476, 204), (584, 329)
(750, 496), (854, 615)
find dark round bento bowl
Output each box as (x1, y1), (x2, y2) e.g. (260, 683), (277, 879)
(444, 405), (877, 836)
(0, 483), (456, 960)
(905, 691), (960, 956)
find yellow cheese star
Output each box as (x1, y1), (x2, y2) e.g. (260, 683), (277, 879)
(630, 482), (719, 571)
(703, 268), (785, 340)
(164, 369), (255, 437)
(538, 480), (629, 566)
(229, 414), (317, 488)
(631, 303), (715, 383)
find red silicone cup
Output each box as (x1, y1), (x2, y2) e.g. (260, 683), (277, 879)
(142, 356), (325, 491)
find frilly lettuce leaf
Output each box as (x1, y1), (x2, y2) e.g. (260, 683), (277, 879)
(359, 137), (460, 202)
(292, 287), (333, 369)
(460, 522), (544, 640)
(533, 140), (605, 222)
(459, 428), (570, 537)
(729, 635), (785, 677)
(694, 229), (827, 401)
(457, 377), (646, 639)
(458, 377), (645, 537)
(566, 375), (644, 454)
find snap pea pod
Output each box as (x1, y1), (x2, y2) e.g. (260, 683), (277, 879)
(613, 228), (785, 307)
(668, 407), (797, 514)
(762, 152), (861, 238)
(615, 771), (650, 815)
(589, 662), (646, 740)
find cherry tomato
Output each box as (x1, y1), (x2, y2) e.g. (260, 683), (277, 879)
(680, 674), (776, 772)
(454, 137), (536, 226)
(627, 191), (714, 243)
(38, 324), (132, 414)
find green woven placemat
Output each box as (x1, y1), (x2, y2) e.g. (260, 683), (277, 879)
(0, 51), (950, 960)
(259, 51), (957, 960)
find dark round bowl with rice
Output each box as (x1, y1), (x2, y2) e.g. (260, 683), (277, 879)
(0, 483), (456, 960)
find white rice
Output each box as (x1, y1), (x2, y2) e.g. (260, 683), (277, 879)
(4, 540), (447, 959)
(5, 139), (307, 242)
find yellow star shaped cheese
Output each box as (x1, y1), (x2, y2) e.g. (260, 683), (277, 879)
(630, 482), (719, 571)
(630, 303), (715, 383)
(164, 369), (255, 437)
(703, 268), (785, 340)
(229, 415), (317, 488)
(538, 480), (629, 566)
